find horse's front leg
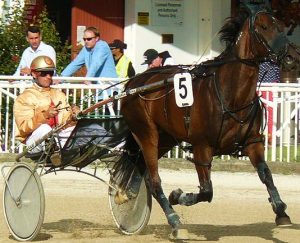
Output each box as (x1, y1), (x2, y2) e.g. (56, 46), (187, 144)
(169, 145), (213, 206)
(247, 143), (292, 226)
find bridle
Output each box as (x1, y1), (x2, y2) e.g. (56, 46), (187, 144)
(249, 10), (289, 63)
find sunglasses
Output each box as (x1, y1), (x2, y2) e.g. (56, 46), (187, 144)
(39, 71), (55, 77)
(83, 37), (96, 41)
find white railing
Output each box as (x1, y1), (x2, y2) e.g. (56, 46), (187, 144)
(0, 76), (125, 154)
(167, 83), (300, 162)
(0, 75), (299, 162)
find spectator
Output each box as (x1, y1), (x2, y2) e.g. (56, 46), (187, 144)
(14, 56), (79, 154)
(141, 49), (175, 69)
(14, 25), (56, 76)
(109, 39), (135, 78)
(258, 61), (280, 143)
(61, 26), (117, 84)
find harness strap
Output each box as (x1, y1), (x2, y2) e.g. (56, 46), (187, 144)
(184, 107), (191, 133)
(232, 97), (262, 156)
(212, 69), (264, 156)
(163, 79), (170, 123)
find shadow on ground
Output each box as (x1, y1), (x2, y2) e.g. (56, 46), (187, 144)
(38, 218), (300, 243)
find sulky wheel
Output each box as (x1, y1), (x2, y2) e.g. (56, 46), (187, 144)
(108, 176), (152, 235)
(3, 162), (45, 241)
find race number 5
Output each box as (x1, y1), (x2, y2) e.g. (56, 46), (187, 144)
(174, 73), (194, 107)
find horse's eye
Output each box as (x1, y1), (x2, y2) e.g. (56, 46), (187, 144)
(261, 25), (267, 30)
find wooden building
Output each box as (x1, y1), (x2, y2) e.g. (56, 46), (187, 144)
(23, 0), (125, 56)
(9, 0), (300, 73)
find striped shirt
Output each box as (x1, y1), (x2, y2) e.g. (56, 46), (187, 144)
(258, 61), (280, 83)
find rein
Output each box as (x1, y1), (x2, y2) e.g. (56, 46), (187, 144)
(197, 54), (275, 72)
(138, 87), (174, 101)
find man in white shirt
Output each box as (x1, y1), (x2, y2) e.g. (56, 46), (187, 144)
(14, 26), (56, 76)
(141, 49), (175, 69)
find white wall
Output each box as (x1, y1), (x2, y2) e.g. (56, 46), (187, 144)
(0, 0), (5, 19)
(124, 0), (231, 74)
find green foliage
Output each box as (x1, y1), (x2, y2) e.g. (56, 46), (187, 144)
(0, 1), (27, 74)
(32, 9), (72, 73)
(0, 1), (71, 75)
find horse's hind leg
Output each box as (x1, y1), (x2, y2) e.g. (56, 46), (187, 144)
(247, 143), (292, 226)
(132, 132), (187, 239)
(169, 145), (213, 206)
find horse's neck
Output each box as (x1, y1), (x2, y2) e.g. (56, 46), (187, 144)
(218, 59), (258, 106)
(235, 23), (256, 60)
(226, 24), (260, 102)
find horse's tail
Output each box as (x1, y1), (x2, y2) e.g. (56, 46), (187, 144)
(112, 132), (146, 191)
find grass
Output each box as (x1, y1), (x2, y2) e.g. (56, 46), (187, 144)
(1, 146), (300, 176)
(266, 144), (300, 162)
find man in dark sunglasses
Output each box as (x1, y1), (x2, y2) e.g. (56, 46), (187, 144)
(61, 26), (117, 84)
(14, 55), (79, 155)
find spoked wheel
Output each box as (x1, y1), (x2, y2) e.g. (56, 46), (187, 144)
(3, 163), (45, 241)
(108, 176), (152, 235)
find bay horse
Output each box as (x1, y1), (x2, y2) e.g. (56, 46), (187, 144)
(114, 6), (292, 239)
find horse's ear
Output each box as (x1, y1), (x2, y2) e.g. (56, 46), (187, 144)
(242, 3), (258, 16)
(241, 2), (261, 30)
(241, 1), (273, 32)
(264, 0), (272, 13)
(241, 1), (272, 15)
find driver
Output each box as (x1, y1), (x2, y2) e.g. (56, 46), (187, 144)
(13, 55), (79, 154)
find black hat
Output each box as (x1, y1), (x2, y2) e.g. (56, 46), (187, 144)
(141, 49), (159, 65)
(109, 39), (127, 50)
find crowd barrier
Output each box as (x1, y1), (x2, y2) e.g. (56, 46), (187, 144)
(0, 76), (299, 162)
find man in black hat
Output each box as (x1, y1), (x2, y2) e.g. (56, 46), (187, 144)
(109, 39), (135, 78)
(142, 49), (174, 69)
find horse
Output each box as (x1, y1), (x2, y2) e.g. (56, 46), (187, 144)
(113, 5), (292, 239)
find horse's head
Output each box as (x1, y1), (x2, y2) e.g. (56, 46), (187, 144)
(219, 7), (289, 62)
(250, 7), (300, 73)
(250, 10), (289, 60)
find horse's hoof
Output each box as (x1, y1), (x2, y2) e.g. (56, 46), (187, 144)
(114, 190), (129, 205)
(276, 216), (292, 227)
(169, 228), (189, 240)
(169, 188), (183, 205)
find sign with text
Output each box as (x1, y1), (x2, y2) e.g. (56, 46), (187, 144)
(77, 25), (86, 46)
(138, 12), (149, 25)
(151, 0), (184, 26)
(174, 73), (194, 107)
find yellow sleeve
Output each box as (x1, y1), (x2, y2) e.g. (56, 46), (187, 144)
(13, 92), (50, 139)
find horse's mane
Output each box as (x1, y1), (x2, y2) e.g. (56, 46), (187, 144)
(219, 8), (250, 52)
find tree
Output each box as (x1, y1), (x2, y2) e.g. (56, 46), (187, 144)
(0, 0), (71, 75)
(0, 1), (27, 74)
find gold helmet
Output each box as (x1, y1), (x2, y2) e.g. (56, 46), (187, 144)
(30, 56), (55, 72)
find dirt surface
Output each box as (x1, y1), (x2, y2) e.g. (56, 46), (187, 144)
(0, 163), (300, 243)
